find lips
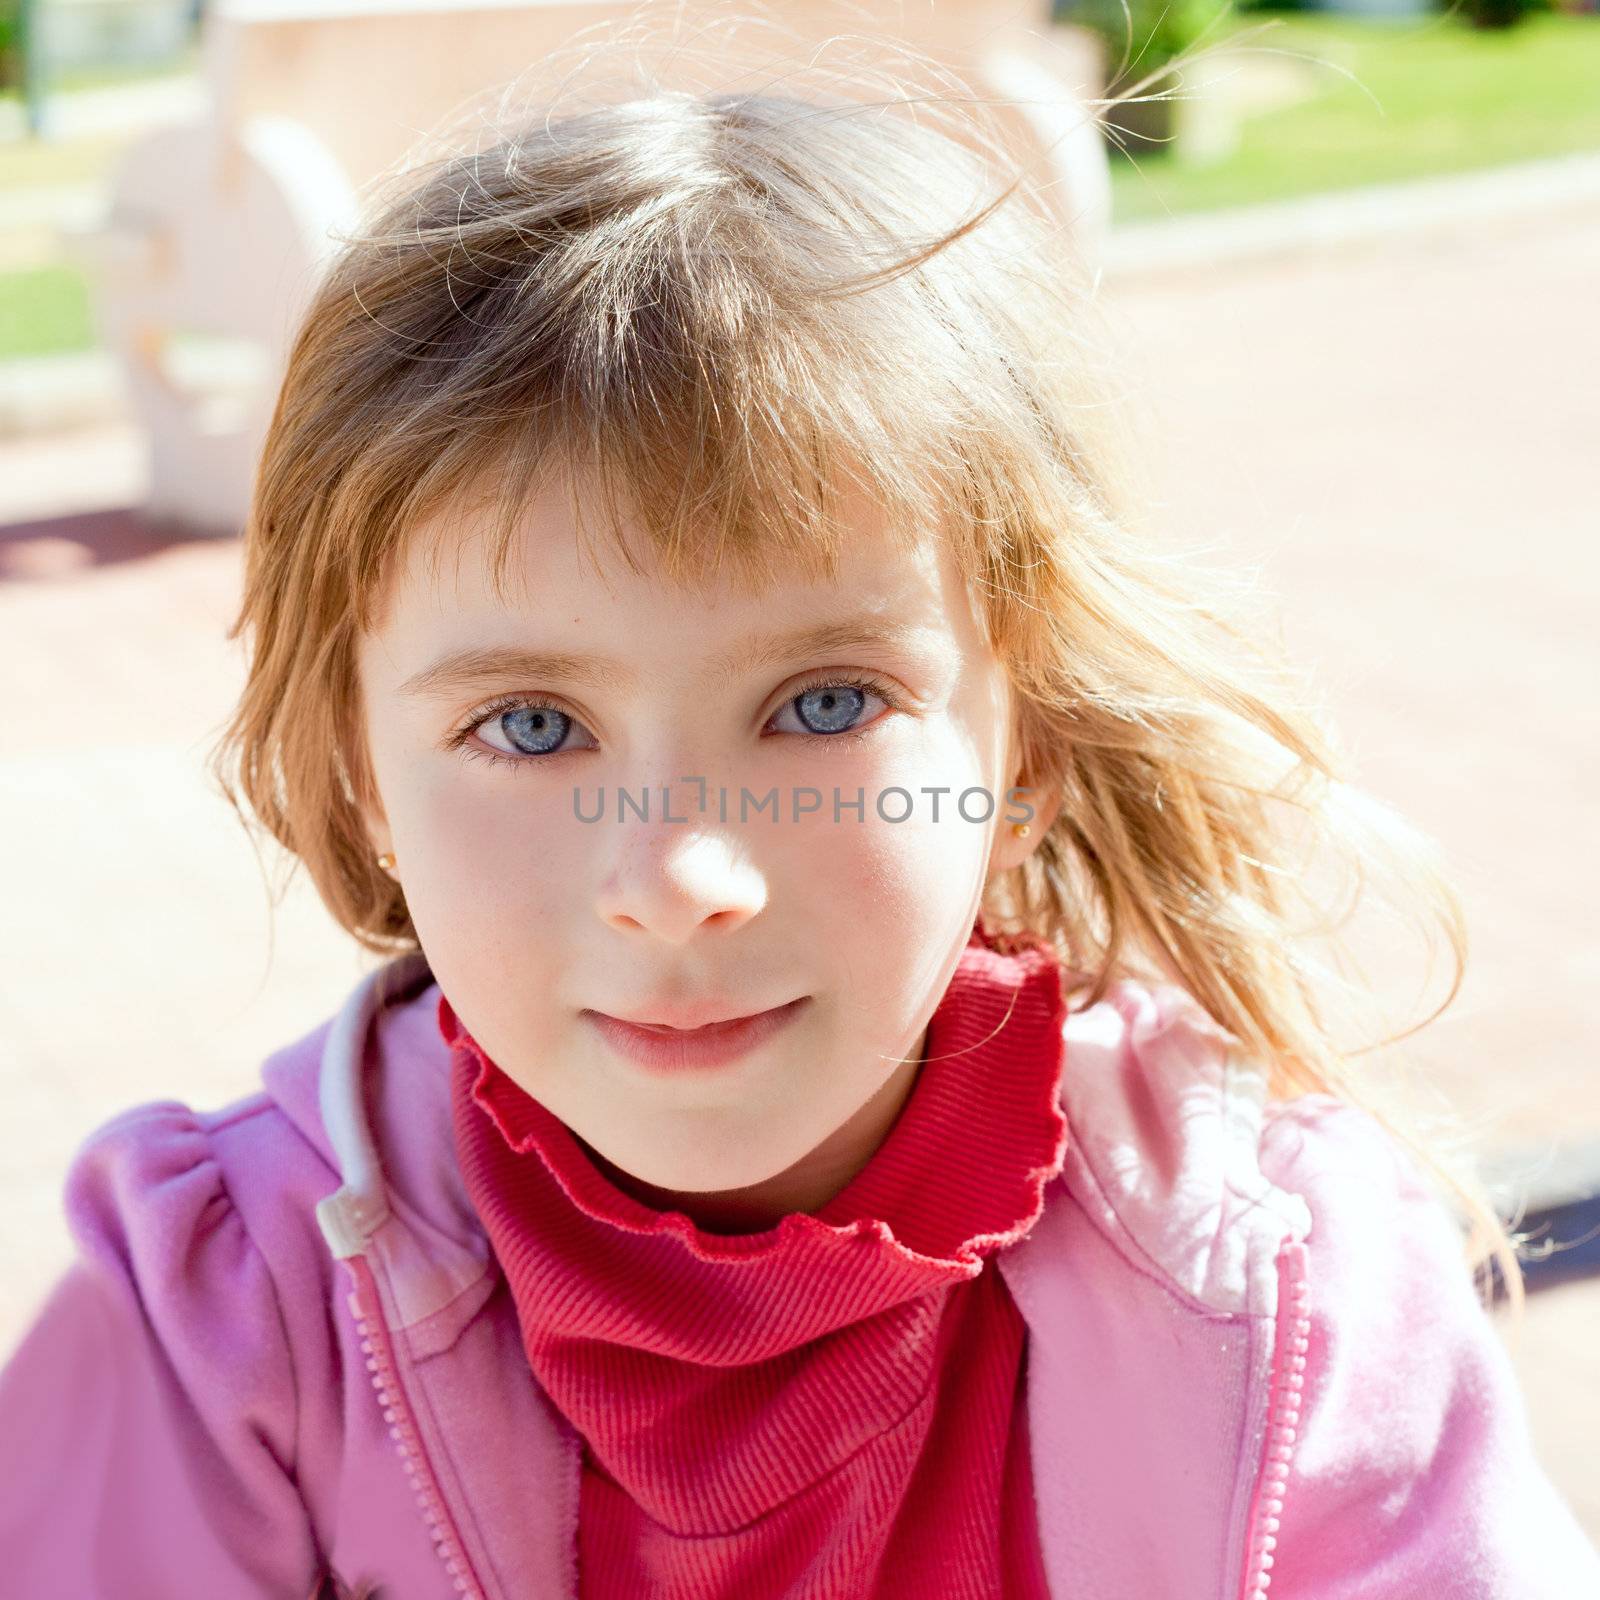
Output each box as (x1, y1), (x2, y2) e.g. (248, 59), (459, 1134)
(627, 1016), (758, 1036)
(582, 997), (810, 1073)
(600, 1000), (800, 1032)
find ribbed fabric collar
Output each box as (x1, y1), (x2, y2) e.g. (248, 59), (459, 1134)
(439, 915), (1070, 1535)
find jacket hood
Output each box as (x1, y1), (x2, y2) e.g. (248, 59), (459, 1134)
(263, 949), (500, 1340)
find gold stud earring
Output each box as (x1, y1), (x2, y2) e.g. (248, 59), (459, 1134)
(376, 852), (397, 872)
(1012, 823), (1031, 838)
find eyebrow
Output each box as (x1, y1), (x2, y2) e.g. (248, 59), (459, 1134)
(395, 617), (938, 700)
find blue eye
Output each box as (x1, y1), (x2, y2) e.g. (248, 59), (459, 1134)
(498, 704), (572, 756)
(797, 684), (862, 733)
(449, 672), (900, 772)
(770, 678), (889, 740)
(450, 695), (595, 770)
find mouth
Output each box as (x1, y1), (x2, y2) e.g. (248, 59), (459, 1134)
(582, 996), (810, 1073)
(617, 1009), (779, 1035)
(597, 997), (807, 1033)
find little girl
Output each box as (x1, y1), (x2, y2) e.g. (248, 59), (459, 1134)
(3, 43), (1597, 1600)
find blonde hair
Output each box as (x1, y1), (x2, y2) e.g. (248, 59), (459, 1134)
(207, 23), (1531, 1329)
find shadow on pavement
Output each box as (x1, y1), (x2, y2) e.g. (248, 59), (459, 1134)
(0, 509), (237, 581)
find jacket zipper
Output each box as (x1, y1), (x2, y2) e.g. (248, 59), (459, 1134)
(1237, 1237), (1311, 1600)
(342, 1253), (489, 1600)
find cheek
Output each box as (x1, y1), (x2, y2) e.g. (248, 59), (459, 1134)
(857, 811), (988, 930)
(769, 750), (994, 938)
(396, 766), (581, 941)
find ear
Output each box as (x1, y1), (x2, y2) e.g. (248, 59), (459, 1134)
(364, 809), (396, 865)
(989, 781), (1062, 876)
(988, 702), (1061, 877)
(343, 746), (395, 866)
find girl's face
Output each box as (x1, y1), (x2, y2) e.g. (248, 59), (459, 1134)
(356, 465), (1057, 1230)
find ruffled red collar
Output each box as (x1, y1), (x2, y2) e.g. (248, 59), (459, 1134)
(439, 916), (1070, 1285)
(439, 916), (1070, 1537)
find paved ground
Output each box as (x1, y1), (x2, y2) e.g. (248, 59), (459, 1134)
(1, 195), (1596, 1537)
(1099, 199), (1600, 1534)
(1106, 200), (1600, 1157)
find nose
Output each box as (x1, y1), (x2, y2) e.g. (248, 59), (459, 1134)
(594, 823), (768, 944)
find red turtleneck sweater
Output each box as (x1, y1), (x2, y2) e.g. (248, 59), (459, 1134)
(442, 919), (1069, 1597)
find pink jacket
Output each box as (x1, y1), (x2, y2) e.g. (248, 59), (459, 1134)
(3, 949), (1596, 1598)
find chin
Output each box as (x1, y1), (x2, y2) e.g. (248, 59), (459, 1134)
(631, 1151), (789, 1199)
(579, 1128), (784, 1201)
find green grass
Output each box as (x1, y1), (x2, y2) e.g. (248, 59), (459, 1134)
(0, 43), (203, 97)
(1110, 12), (1600, 220)
(0, 262), (94, 358)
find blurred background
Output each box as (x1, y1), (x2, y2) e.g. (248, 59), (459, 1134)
(1, 0), (1596, 1541)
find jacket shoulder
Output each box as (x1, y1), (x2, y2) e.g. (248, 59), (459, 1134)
(0, 1096), (326, 1591)
(1058, 976), (1313, 1317)
(58, 1089), (338, 1317)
